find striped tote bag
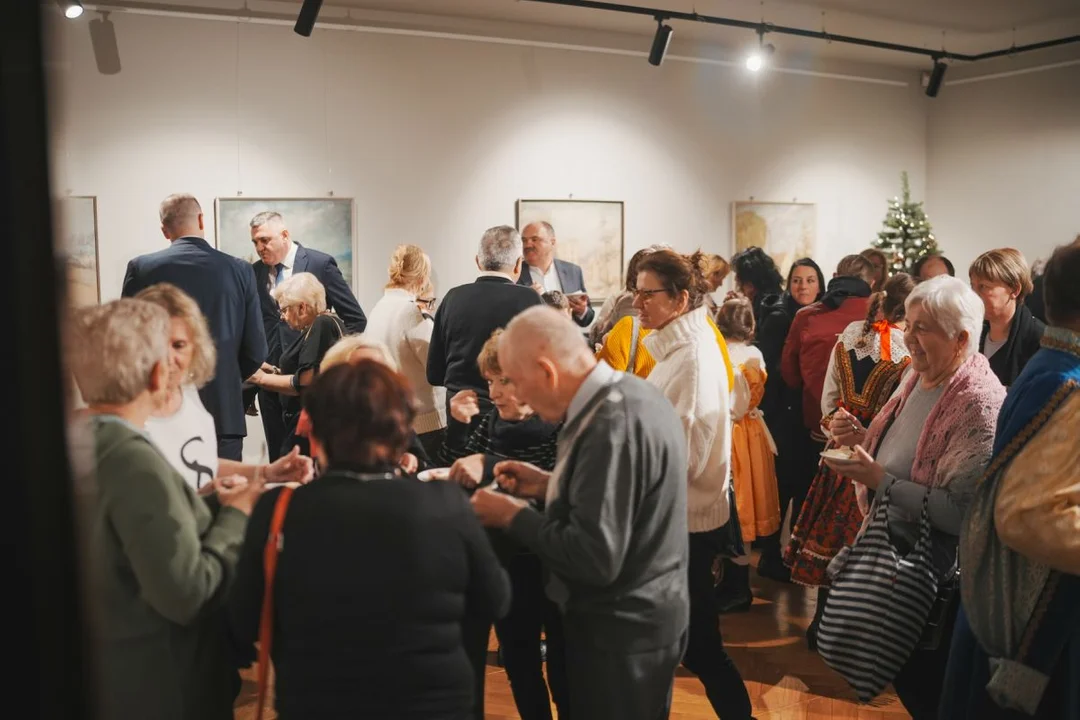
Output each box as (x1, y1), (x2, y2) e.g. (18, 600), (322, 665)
(815, 486), (938, 702)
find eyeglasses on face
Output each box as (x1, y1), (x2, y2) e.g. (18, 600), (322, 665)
(633, 288), (670, 300)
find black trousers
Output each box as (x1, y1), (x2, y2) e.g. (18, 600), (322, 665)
(892, 601), (960, 720)
(494, 553), (570, 720)
(462, 612), (491, 720)
(258, 388), (286, 462)
(761, 427), (823, 555)
(216, 435), (243, 462)
(683, 529), (754, 720)
(564, 624), (685, 720)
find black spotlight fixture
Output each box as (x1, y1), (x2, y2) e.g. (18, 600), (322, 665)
(294, 0), (324, 37)
(648, 19), (673, 66)
(925, 58), (948, 98)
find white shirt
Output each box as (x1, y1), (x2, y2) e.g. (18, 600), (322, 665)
(643, 307), (732, 532)
(268, 241), (299, 292)
(529, 262), (563, 293)
(364, 288), (447, 434)
(726, 342), (765, 421)
(144, 385), (219, 491)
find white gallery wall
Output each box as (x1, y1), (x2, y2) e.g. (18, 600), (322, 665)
(47, 11), (929, 309)
(926, 62), (1080, 274)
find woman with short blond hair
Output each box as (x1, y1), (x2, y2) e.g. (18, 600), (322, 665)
(250, 272), (345, 456)
(364, 244), (447, 458)
(970, 248), (1045, 386)
(137, 283), (312, 491)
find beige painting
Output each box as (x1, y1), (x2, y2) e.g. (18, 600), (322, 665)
(56, 196), (100, 306)
(516, 199), (624, 301)
(733, 201), (816, 280)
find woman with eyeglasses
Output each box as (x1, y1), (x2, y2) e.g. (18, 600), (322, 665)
(248, 272), (345, 457)
(363, 244), (448, 459)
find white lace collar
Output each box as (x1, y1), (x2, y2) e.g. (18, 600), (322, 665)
(838, 320), (911, 364)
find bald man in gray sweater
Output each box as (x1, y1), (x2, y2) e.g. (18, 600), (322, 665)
(472, 307), (690, 720)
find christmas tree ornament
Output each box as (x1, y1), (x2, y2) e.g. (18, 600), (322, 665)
(872, 171), (941, 274)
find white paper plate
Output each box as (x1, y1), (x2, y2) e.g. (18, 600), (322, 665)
(820, 448), (856, 461)
(418, 467), (451, 482)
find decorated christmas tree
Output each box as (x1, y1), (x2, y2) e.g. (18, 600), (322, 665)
(874, 171), (940, 274)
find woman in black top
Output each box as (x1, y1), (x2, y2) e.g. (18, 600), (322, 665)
(249, 272), (345, 457)
(229, 361), (511, 720)
(730, 252), (825, 582)
(970, 248), (1046, 386)
(446, 330), (566, 720)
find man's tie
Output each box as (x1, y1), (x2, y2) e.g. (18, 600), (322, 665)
(274, 263), (285, 288)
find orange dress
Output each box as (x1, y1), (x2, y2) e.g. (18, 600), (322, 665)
(728, 342), (781, 542)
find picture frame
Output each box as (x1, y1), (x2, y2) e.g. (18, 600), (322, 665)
(57, 195), (100, 306)
(731, 201), (816, 281)
(214, 197), (355, 289)
(515, 199), (625, 302)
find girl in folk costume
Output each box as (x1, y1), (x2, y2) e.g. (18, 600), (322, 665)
(784, 273), (916, 641)
(713, 298), (781, 613)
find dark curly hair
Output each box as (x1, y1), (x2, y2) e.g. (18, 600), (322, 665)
(731, 247), (783, 298)
(636, 249), (712, 310)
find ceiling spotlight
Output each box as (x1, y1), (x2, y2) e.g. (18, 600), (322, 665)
(294, 0), (324, 37)
(925, 58), (948, 98)
(58, 0), (84, 19)
(745, 39), (775, 72)
(648, 20), (674, 67)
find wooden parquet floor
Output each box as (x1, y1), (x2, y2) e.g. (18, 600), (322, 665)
(234, 562), (911, 719)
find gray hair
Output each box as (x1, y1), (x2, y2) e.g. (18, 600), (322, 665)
(906, 275), (985, 358)
(159, 193), (202, 234)
(478, 225), (523, 272)
(272, 271), (327, 313)
(68, 299), (170, 405)
(249, 211), (284, 229)
(526, 220), (555, 237)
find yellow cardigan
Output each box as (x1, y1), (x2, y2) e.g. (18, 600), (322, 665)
(597, 314), (735, 391)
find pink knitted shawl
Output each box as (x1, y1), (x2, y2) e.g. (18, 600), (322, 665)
(857, 352), (1005, 515)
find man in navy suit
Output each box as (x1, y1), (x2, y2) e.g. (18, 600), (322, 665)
(518, 221), (595, 327)
(248, 210), (367, 460)
(122, 194), (267, 461)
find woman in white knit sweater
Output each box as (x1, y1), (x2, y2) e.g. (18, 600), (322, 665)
(635, 249), (753, 720)
(363, 245), (447, 458)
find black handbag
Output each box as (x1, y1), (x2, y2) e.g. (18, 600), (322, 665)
(918, 564), (960, 650)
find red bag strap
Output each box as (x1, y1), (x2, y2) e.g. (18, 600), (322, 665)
(255, 486), (295, 720)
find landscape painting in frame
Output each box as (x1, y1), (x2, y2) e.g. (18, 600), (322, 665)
(732, 201), (816, 280)
(215, 198), (355, 289)
(57, 196), (100, 306)
(516, 199), (624, 302)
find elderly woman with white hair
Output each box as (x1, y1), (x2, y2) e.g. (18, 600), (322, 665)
(69, 299), (264, 720)
(249, 272), (345, 456)
(819, 275), (1006, 720)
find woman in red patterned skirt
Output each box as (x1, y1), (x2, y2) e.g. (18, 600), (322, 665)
(784, 272), (915, 647)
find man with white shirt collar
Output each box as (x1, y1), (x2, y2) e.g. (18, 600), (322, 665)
(248, 210), (367, 460)
(427, 225), (542, 464)
(471, 307), (690, 720)
(519, 221), (595, 327)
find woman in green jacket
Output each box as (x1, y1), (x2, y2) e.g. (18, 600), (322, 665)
(69, 299), (264, 720)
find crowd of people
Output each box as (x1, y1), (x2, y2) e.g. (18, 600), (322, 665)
(71, 192), (1079, 720)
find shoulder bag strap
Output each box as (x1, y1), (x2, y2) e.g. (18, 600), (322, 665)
(627, 315), (641, 372)
(256, 486), (295, 720)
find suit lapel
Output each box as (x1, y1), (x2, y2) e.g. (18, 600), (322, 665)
(517, 261), (532, 286)
(555, 259), (575, 293)
(292, 244), (310, 275)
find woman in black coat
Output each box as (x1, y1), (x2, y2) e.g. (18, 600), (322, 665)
(730, 250), (825, 583)
(970, 249), (1046, 387)
(229, 361), (511, 720)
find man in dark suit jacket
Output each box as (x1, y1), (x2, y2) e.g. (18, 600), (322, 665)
(427, 225), (542, 463)
(122, 193), (266, 461)
(248, 211), (367, 460)
(518, 221), (595, 327)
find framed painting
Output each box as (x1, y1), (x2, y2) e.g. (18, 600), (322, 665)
(215, 197), (355, 289)
(516, 199), (624, 302)
(57, 195), (100, 306)
(732, 201), (816, 281)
